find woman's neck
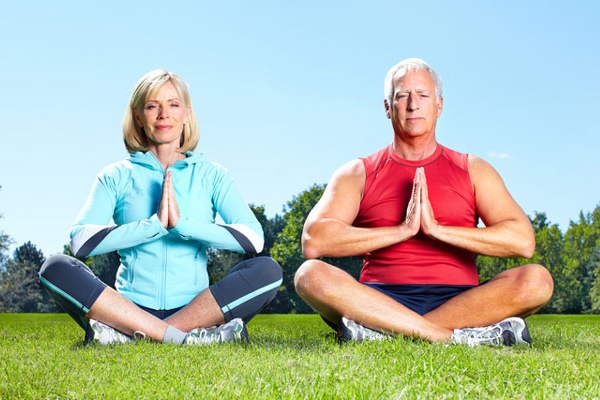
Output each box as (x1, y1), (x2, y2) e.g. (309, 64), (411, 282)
(147, 142), (186, 170)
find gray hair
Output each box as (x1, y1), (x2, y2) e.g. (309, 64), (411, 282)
(384, 58), (443, 106)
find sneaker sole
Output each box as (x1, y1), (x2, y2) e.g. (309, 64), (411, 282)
(503, 317), (531, 346)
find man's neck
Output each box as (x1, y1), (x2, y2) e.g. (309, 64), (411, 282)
(392, 134), (438, 161)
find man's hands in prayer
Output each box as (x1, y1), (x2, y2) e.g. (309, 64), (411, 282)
(404, 167), (440, 238)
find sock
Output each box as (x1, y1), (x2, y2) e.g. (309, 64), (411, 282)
(162, 325), (188, 344)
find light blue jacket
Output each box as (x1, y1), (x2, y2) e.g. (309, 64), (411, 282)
(70, 151), (264, 310)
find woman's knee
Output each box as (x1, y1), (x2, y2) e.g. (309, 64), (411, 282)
(256, 256), (282, 283)
(39, 254), (81, 281)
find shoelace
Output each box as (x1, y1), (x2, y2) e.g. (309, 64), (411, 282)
(466, 326), (502, 345)
(190, 328), (220, 344)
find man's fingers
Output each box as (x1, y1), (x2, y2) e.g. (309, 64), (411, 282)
(405, 167), (423, 226)
(420, 168), (428, 198)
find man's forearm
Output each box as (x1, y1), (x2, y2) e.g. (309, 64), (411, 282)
(302, 218), (415, 259)
(427, 220), (535, 258)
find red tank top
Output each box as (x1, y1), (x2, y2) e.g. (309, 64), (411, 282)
(355, 144), (479, 285)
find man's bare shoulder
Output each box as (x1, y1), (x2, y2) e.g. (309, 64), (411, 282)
(466, 154), (499, 184)
(467, 153), (492, 170)
(332, 158), (366, 194)
(333, 159), (366, 180)
(307, 159), (366, 225)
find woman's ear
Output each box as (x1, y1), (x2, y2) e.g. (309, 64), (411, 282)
(134, 110), (144, 128)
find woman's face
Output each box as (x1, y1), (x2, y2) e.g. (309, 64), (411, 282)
(136, 81), (189, 147)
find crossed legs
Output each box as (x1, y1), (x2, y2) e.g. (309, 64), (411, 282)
(294, 259), (553, 342)
(86, 286), (223, 341)
(40, 254), (282, 342)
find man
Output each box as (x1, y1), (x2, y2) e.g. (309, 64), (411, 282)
(294, 58), (553, 345)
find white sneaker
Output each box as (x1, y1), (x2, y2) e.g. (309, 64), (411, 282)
(88, 319), (134, 344)
(337, 317), (390, 342)
(451, 317), (531, 346)
(184, 318), (245, 346)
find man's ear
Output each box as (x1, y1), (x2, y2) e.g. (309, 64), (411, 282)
(437, 96), (443, 118)
(384, 99), (391, 119)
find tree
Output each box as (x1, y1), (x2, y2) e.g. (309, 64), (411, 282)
(0, 185), (12, 268)
(207, 204), (285, 284)
(0, 259), (39, 312)
(63, 244), (120, 289)
(269, 184), (362, 314)
(0, 242), (60, 313)
(588, 243), (600, 313)
(552, 207), (600, 313)
(90, 251), (120, 289)
(529, 213), (565, 313)
(13, 241), (45, 267)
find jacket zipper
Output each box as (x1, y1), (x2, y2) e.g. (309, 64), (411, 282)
(160, 168), (168, 309)
(161, 235), (168, 309)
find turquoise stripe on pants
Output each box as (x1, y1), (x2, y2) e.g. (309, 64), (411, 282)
(221, 278), (283, 314)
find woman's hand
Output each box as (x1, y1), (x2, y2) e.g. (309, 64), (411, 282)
(157, 170), (180, 229)
(158, 172), (170, 228)
(166, 171), (180, 228)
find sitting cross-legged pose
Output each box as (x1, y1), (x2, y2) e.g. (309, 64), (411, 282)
(40, 70), (282, 345)
(294, 58), (553, 346)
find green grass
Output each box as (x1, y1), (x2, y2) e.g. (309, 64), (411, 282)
(1, 314), (599, 399)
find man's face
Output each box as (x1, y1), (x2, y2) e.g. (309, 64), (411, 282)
(386, 69), (443, 139)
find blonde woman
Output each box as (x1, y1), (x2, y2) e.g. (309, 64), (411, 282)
(40, 70), (282, 345)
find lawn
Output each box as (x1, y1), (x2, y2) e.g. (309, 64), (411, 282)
(1, 314), (599, 399)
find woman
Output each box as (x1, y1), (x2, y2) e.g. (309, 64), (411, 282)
(39, 70), (282, 345)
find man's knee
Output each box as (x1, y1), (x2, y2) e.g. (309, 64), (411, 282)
(515, 264), (554, 307)
(294, 259), (332, 299)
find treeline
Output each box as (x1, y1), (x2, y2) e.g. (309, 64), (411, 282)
(1, 184), (600, 314)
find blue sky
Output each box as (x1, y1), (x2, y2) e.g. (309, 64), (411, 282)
(1, 1), (599, 257)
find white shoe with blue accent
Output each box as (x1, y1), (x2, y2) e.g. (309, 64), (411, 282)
(88, 319), (135, 344)
(451, 317), (531, 346)
(337, 317), (390, 342)
(184, 318), (245, 346)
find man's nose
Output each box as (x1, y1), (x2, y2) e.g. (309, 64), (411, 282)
(407, 93), (419, 110)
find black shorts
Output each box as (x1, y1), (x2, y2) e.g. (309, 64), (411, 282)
(362, 282), (476, 315)
(322, 282), (478, 331)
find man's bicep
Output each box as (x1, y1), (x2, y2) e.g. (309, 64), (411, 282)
(306, 160), (365, 226)
(469, 155), (529, 227)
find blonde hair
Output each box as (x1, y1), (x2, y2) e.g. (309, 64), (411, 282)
(384, 58), (443, 107)
(123, 70), (199, 153)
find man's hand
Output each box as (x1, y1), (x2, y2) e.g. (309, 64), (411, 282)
(418, 168), (440, 238)
(157, 170), (180, 229)
(402, 167), (439, 239)
(403, 167), (422, 236)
